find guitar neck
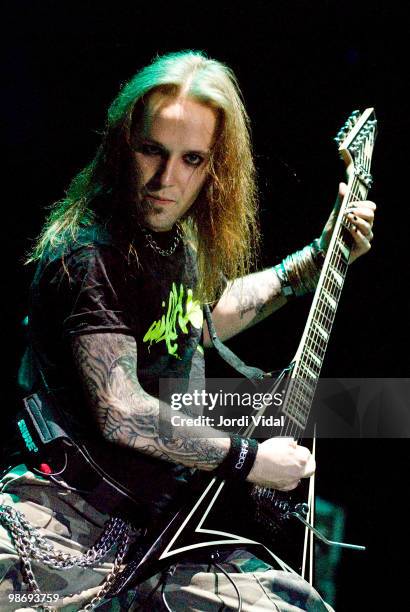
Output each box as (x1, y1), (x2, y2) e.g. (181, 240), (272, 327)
(282, 114), (375, 435)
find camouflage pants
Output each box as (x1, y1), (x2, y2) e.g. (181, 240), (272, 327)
(0, 466), (334, 611)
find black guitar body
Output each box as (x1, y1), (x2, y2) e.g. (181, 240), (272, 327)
(221, 478), (309, 564)
(107, 470), (310, 596)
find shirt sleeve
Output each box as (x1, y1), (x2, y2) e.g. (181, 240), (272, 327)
(42, 244), (137, 338)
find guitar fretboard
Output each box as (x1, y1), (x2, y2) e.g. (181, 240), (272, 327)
(283, 174), (373, 436)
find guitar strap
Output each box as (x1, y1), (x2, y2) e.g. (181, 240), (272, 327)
(203, 304), (267, 384)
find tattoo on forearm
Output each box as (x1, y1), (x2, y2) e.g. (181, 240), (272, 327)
(72, 333), (227, 470)
(228, 271), (281, 326)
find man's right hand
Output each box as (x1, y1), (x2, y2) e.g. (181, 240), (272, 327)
(246, 438), (315, 491)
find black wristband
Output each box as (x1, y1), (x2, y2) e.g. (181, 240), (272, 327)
(215, 434), (258, 481)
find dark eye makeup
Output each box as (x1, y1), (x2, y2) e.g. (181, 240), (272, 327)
(136, 141), (206, 167)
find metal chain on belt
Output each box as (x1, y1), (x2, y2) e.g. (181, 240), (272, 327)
(140, 223), (182, 256)
(0, 504), (132, 611)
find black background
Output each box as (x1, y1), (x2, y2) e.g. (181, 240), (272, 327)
(3, 2), (409, 610)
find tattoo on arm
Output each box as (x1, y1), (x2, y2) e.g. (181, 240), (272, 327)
(72, 333), (228, 470)
(228, 270), (283, 326)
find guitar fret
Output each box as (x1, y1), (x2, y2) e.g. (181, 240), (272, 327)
(314, 315), (333, 344)
(320, 298), (337, 321)
(320, 290), (338, 315)
(324, 270), (343, 294)
(323, 276), (340, 297)
(315, 304), (333, 328)
(286, 393), (310, 422)
(317, 307), (334, 330)
(293, 368), (317, 388)
(281, 408), (306, 430)
(306, 348), (321, 368)
(305, 332), (325, 358)
(287, 393), (310, 416)
(297, 366), (319, 385)
(314, 321), (329, 341)
(330, 250), (348, 274)
(309, 321), (327, 345)
(305, 344), (324, 365)
(317, 298), (332, 319)
(329, 266), (344, 287)
(290, 373), (313, 390)
(302, 351), (322, 375)
(322, 288), (337, 311)
(337, 239), (350, 262)
(286, 392), (310, 414)
(288, 377), (314, 400)
(314, 315), (329, 334)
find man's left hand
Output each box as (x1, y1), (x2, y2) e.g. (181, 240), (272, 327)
(319, 182), (376, 264)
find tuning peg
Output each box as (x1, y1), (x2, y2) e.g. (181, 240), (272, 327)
(334, 129), (347, 143)
(367, 120), (377, 133)
(345, 110), (360, 129)
(365, 120), (377, 131)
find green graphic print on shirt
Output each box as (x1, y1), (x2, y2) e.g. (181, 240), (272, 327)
(143, 282), (203, 358)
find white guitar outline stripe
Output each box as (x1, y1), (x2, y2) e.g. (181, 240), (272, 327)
(159, 478), (256, 559)
(158, 476), (297, 572)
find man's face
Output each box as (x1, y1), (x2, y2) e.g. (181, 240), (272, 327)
(132, 92), (217, 233)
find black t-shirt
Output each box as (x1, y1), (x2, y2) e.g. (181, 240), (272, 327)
(23, 223), (205, 517)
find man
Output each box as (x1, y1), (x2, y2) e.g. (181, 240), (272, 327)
(0, 51), (375, 610)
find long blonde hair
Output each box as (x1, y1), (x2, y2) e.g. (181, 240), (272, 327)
(27, 50), (260, 303)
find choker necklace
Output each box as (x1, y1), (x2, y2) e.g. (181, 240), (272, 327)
(140, 223), (182, 256)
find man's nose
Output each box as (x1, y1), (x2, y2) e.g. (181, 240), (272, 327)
(156, 155), (178, 186)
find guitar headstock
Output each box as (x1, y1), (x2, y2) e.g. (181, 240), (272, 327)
(334, 108), (377, 188)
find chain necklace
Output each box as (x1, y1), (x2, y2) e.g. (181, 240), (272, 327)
(0, 504), (132, 611)
(140, 223), (182, 256)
